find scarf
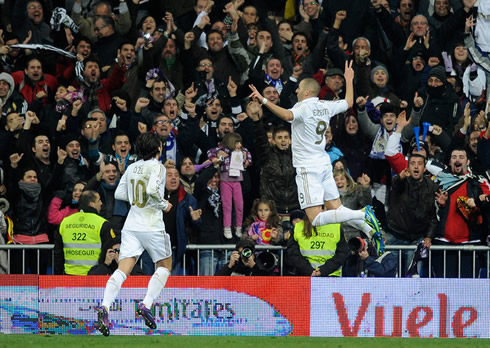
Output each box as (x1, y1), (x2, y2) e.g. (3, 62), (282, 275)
(158, 132), (177, 163)
(249, 219), (272, 245)
(101, 181), (129, 216)
(81, 80), (102, 111)
(369, 127), (400, 160)
(435, 171), (471, 192)
(207, 187), (221, 218)
(265, 74), (283, 94)
(165, 56), (176, 69)
(18, 182), (41, 199)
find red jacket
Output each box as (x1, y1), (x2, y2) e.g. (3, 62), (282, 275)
(11, 71), (58, 105)
(71, 64), (127, 113)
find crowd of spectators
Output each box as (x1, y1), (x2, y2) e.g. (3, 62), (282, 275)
(0, 0), (489, 277)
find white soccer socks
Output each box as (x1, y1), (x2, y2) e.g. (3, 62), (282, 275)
(142, 267), (170, 309)
(102, 269), (127, 309)
(312, 205), (365, 226)
(345, 219), (374, 238)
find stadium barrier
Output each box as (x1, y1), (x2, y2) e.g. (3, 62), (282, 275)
(1, 244), (489, 278)
(0, 276), (488, 337)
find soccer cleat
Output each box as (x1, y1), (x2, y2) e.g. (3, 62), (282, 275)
(364, 205), (381, 234)
(96, 306), (110, 336)
(371, 230), (385, 255)
(363, 205), (385, 255)
(137, 302), (157, 329)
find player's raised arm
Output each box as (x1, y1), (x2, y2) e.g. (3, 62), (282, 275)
(115, 169), (129, 202)
(249, 84), (294, 121)
(148, 163), (168, 211)
(344, 60), (354, 109)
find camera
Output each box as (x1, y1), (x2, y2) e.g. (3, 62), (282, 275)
(348, 237), (366, 253)
(144, 33), (151, 45)
(241, 247), (253, 260)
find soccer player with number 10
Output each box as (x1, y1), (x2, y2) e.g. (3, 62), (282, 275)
(96, 132), (173, 336)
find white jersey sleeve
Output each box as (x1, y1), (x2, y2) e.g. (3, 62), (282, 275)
(115, 170), (129, 202)
(147, 161), (168, 211)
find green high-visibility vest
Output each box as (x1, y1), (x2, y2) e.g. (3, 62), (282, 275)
(59, 212), (105, 275)
(294, 220), (342, 276)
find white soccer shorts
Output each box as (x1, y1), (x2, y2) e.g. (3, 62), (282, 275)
(119, 229), (172, 263)
(295, 165), (339, 209)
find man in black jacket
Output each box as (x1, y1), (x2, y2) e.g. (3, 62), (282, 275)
(247, 101), (299, 218)
(384, 153), (438, 276)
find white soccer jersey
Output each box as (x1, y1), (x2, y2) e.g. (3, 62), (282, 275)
(115, 158), (168, 232)
(290, 97), (348, 168)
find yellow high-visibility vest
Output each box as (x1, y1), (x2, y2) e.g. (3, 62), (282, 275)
(294, 220), (342, 276)
(59, 212), (105, 275)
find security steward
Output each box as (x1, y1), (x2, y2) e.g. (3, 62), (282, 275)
(287, 217), (348, 276)
(54, 190), (116, 275)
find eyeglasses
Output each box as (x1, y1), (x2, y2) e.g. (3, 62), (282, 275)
(154, 119), (170, 125)
(95, 25), (107, 32)
(304, 1), (318, 7)
(199, 63), (213, 67)
(85, 124), (94, 129)
(112, 248), (120, 253)
(28, 5), (42, 10)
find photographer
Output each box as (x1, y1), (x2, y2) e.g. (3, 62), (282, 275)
(215, 238), (275, 276)
(88, 237), (144, 275)
(348, 237), (397, 277)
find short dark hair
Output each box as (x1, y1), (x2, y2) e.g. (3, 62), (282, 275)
(206, 29), (223, 42)
(450, 147), (469, 158)
(112, 130), (130, 145)
(25, 56), (42, 69)
(31, 132), (50, 148)
(84, 55), (100, 66)
(96, 15), (115, 30)
(82, 117), (99, 128)
(118, 40), (134, 50)
(291, 31), (310, 46)
(79, 190), (98, 211)
(74, 35), (92, 49)
(273, 125), (290, 138)
(135, 132), (161, 160)
(218, 114), (234, 126)
(408, 152), (427, 164)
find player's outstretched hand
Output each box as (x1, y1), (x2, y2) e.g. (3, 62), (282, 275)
(248, 84), (263, 103)
(164, 202), (173, 213)
(344, 60), (354, 82)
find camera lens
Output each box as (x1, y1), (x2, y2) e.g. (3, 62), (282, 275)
(241, 248), (252, 259)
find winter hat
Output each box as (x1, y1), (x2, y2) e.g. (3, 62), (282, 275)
(428, 66), (447, 83)
(370, 65), (389, 84)
(379, 102), (397, 116)
(60, 133), (80, 149)
(290, 209), (305, 222)
(0, 72), (15, 99)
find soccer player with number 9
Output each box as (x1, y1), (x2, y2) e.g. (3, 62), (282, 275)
(249, 61), (381, 252)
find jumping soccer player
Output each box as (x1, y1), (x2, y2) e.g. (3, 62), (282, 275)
(249, 61), (384, 253)
(96, 132), (173, 336)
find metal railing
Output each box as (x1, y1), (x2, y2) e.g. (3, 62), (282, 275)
(1, 244), (489, 278)
(385, 245), (490, 278)
(0, 244), (55, 274)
